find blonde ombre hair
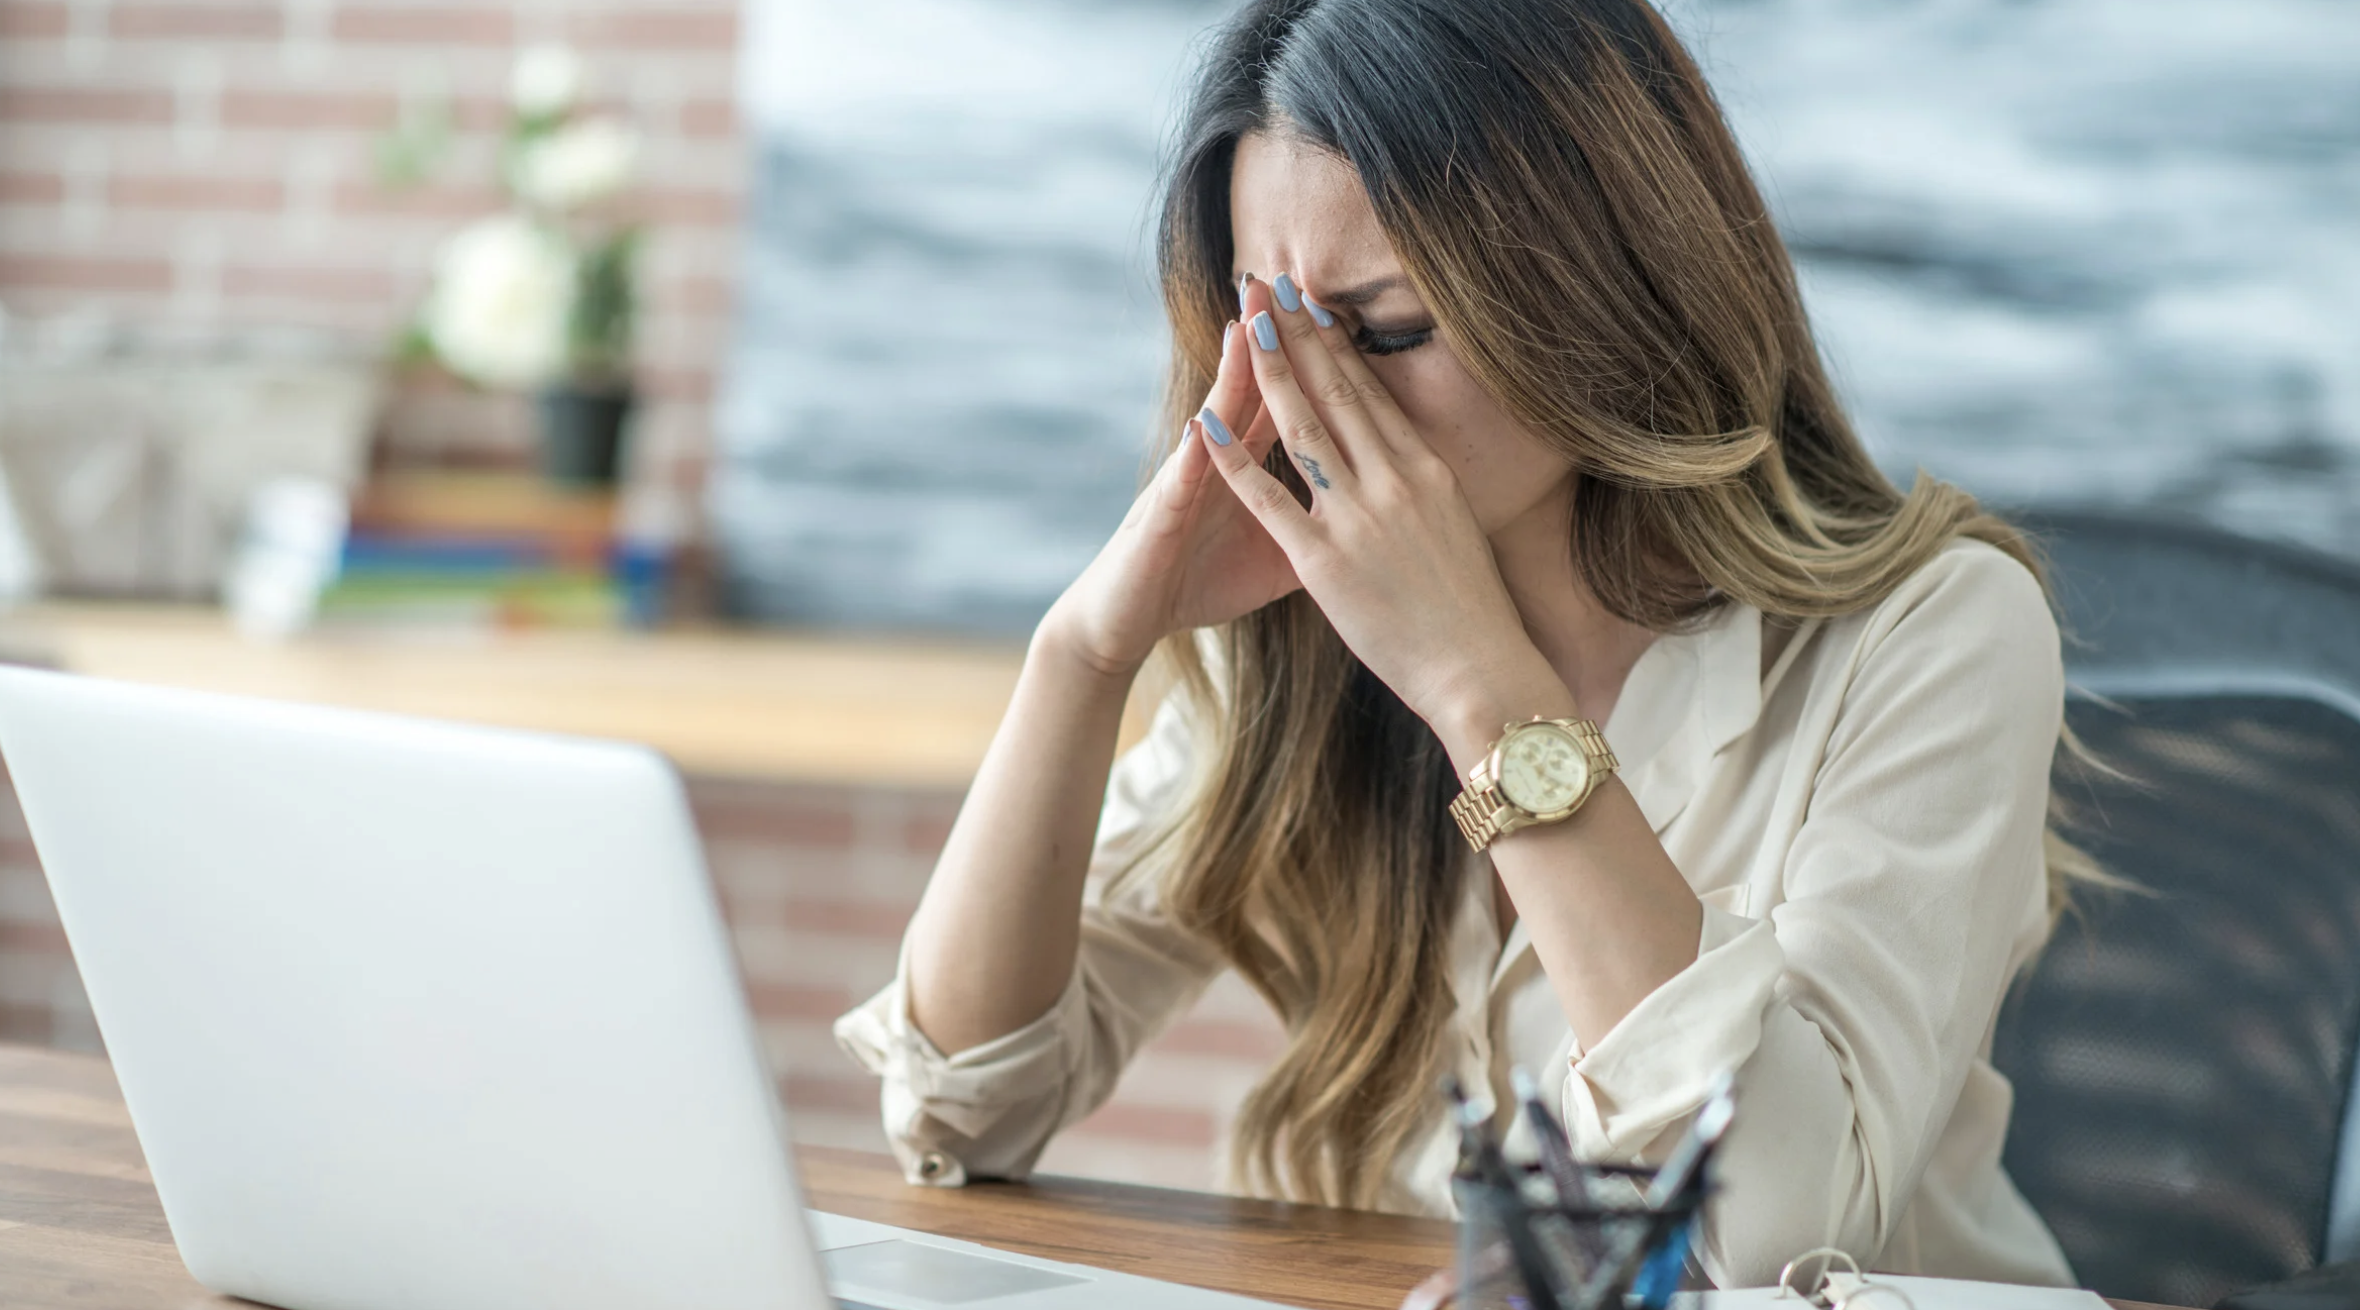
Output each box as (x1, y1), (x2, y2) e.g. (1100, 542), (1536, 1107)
(1129, 0), (2102, 1212)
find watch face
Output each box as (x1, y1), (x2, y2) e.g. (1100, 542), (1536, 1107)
(1497, 723), (1590, 814)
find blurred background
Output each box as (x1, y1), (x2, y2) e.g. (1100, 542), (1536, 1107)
(0, 0), (2349, 1194)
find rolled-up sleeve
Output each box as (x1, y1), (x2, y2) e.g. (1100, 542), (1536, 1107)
(1553, 547), (2063, 1284)
(832, 694), (1226, 1188)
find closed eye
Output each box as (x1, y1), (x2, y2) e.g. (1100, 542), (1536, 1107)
(1353, 324), (1435, 357)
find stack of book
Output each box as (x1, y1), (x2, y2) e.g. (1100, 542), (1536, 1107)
(316, 471), (630, 631)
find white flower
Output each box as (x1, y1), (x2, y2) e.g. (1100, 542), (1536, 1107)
(424, 215), (576, 389)
(514, 118), (640, 212)
(510, 45), (583, 118)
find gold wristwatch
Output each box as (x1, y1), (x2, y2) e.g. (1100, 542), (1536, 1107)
(1448, 716), (1619, 852)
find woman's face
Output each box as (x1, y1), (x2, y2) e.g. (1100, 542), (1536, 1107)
(1227, 131), (1576, 537)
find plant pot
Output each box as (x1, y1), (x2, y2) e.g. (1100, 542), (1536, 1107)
(537, 385), (634, 486)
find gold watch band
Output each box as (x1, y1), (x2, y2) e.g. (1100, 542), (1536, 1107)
(1448, 783), (1512, 851)
(1449, 718), (1618, 853)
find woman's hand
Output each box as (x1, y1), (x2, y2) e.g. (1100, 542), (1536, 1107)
(1041, 320), (1302, 680)
(1203, 277), (1564, 747)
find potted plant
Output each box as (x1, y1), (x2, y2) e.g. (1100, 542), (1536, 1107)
(387, 46), (644, 486)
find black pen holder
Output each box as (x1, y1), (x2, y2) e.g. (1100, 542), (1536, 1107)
(1446, 1163), (1705, 1310)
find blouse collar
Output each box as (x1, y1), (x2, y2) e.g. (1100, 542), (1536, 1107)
(1607, 598), (1770, 835)
(1468, 598), (1818, 1003)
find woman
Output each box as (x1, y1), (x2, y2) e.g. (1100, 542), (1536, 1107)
(837, 0), (2087, 1287)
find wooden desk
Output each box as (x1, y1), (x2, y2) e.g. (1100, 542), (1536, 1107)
(0, 1043), (2185, 1310)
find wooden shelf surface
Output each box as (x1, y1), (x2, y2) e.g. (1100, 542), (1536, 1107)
(0, 603), (1065, 789)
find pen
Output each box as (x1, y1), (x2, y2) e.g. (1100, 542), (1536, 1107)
(1510, 1066), (1595, 1211)
(1442, 1074), (1515, 1187)
(1625, 1074), (1737, 1309)
(1643, 1073), (1736, 1212)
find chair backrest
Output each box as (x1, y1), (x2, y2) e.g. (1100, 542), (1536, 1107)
(1991, 510), (2360, 1308)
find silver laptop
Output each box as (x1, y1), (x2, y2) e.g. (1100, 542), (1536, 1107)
(0, 667), (1282, 1310)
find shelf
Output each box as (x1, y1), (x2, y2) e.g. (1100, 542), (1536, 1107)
(0, 604), (1093, 789)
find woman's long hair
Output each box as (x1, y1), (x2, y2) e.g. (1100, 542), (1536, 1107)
(1130, 0), (2103, 1212)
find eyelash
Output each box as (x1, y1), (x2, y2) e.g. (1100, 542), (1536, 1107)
(1353, 324), (1435, 357)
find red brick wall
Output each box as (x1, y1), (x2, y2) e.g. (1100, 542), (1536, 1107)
(0, 0), (743, 499)
(0, 1), (1290, 1194)
(0, 766), (1288, 1192)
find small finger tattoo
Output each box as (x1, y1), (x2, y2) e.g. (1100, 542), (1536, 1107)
(1298, 456), (1332, 490)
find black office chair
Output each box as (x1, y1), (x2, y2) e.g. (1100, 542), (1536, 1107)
(1991, 510), (2360, 1308)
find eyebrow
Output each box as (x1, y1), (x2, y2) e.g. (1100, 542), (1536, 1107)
(1313, 275), (1410, 307)
(1233, 272), (1411, 307)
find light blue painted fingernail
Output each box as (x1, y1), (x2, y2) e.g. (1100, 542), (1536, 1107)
(1222, 321), (1235, 351)
(1251, 311), (1278, 351)
(1274, 272), (1303, 313)
(1198, 406), (1234, 447)
(1305, 295), (1335, 328)
(1237, 273), (1253, 316)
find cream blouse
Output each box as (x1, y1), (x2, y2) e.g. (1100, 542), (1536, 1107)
(835, 539), (2078, 1288)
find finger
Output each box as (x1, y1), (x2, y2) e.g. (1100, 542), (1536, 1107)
(1233, 398), (1297, 494)
(1265, 272), (1395, 471)
(1209, 305), (1280, 458)
(1195, 319), (1286, 461)
(1297, 289), (1427, 461)
(1121, 409), (1212, 534)
(1237, 402), (1303, 499)
(1242, 289), (1353, 499)
(1199, 319), (1258, 457)
(1156, 413), (1214, 513)
(1202, 361), (1313, 543)
(1201, 388), (1318, 553)
(1238, 396), (1278, 458)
